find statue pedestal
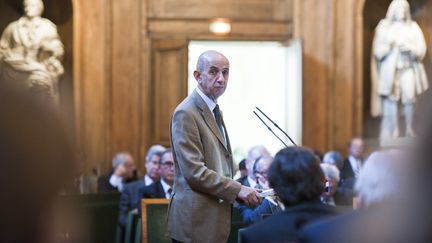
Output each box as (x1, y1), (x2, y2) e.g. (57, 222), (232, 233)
(364, 137), (415, 154)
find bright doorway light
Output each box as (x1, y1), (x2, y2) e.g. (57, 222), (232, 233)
(188, 40), (302, 161)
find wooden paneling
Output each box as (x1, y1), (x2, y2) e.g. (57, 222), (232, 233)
(73, 0), (294, 175)
(74, 0), (110, 171)
(110, 0), (141, 160)
(331, 0), (357, 152)
(152, 39), (188, 145)
(148, 20), (292, 39)
(295, 0), (365, 154)
(295, 0), (335, 153)
(148, 0), (293, 21)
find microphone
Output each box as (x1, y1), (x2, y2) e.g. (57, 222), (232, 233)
(254, 107), (297, 146)
(253, 111), (289, 148)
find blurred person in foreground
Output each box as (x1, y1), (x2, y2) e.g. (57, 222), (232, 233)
(300, 149), (414, 243)
(0, 86), (77, 242)
(240, 147), (337, 243)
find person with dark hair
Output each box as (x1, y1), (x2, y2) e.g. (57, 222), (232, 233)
(240, 147), (337, 243)
(238, 159), (248, 179)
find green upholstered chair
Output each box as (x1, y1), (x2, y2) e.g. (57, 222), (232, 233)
(140, 199), (170, 243)
(228, 207), (246, 243)
(124, 210), (140, 243)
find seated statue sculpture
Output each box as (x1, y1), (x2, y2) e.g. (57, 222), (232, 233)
(0, 0), (64, 104)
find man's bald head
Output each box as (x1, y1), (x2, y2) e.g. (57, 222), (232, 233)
(194, 50), (230, 100)
(196, 50), (229, 72)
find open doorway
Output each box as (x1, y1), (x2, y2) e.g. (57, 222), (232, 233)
(188, 40), (302, 160)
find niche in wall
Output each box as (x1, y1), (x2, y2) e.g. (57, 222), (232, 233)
(362, 0), (432, 139)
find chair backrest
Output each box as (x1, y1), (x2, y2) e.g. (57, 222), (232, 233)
(57, 193), (121, 243)
(228, 207), (246, 243)
(140, 199), (170, 243)
(124, 210), (140, 243)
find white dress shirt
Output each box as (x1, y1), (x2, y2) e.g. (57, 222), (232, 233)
(348, 155), (362, 178)
(196, 88), (227, 143)
(109, 174), (123, 191)
(144, 174), (154, 186)
(247, 176), (258, 189)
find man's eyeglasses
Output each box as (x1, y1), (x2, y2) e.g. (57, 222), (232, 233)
(254, 170), (267, 177)
(161, 161), (174, 167)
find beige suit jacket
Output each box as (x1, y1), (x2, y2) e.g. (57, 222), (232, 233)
(168, 90), (242, 243)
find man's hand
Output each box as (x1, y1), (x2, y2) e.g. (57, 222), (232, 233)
(237, 185), (261, 208)
(114, 164), (126, 177)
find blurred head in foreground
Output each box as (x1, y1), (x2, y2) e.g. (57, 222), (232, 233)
(0, 87), (74, 242)
(269, 146), (324, 207)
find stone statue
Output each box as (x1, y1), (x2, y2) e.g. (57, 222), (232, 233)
(0, 0), (64, 104)
(371, 0), (429, 140)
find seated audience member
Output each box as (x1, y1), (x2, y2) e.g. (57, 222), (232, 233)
(323, 150), (343, 171)
(240, 147), (337, 243)
(117, 145), (165, 227)
(238, 159), (248, 180)
(341, 137), (365, 183)
(237, 145), (271, 188)
(143, 144), (166, 185)
(237, 156), (281, 225)
(138, 149), (174, 201)
(300, 149), (412, 243)
(98, 152), (136, 192)
(137, 149), (174, 216)
(320, 163), (340, 206)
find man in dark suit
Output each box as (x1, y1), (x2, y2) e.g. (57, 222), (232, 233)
(168, 50), (260, 243)
(237, 156), (282, 225)
(117, 145), (165, 227)
(237, 145), (271, 188)
(340, 137), (365, 182)
(138, 149), (174, 201)
(338, 137), (365, 205)
(240, 147), (337, 243)
(98, 152), (136, 192)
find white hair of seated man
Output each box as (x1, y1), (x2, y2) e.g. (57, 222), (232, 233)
(354, 150), (408, 208)
(320, 163), (340, 183)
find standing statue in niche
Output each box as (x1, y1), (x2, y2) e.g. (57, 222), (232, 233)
(371, 0), (429, 140)
(0, 0), (64, 104)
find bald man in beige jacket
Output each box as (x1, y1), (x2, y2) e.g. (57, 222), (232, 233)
(168, 51), (260, 243)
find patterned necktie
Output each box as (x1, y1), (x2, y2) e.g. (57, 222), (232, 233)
(213, 104), (224, 135)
